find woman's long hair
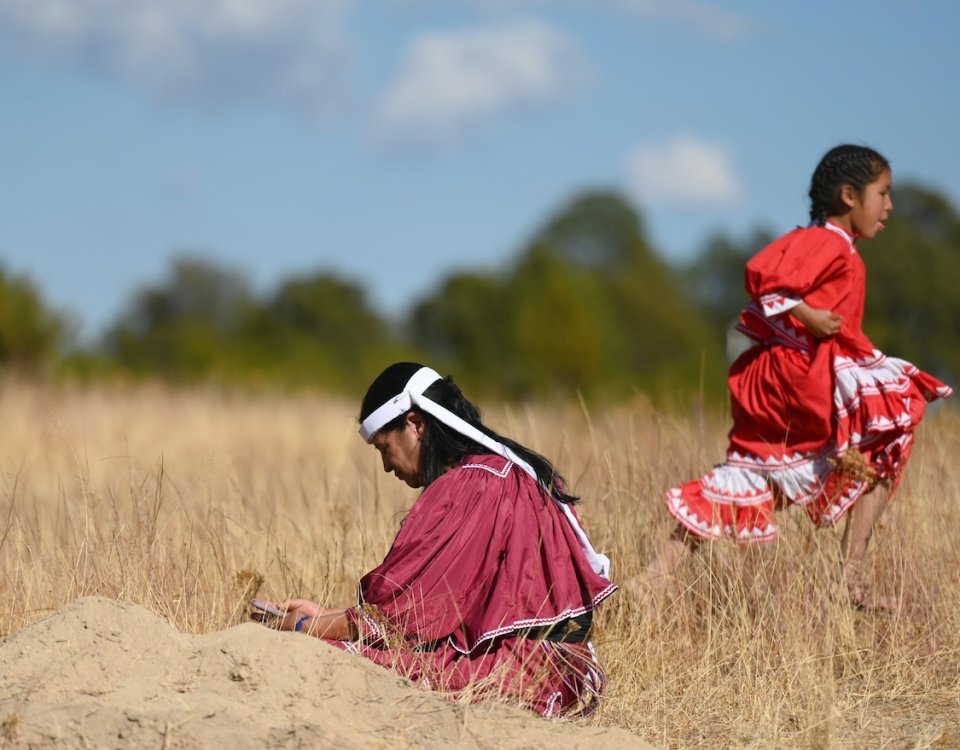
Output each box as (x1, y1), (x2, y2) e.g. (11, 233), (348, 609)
(360, 362), (578, 504)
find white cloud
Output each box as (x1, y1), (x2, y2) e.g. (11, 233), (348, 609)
(624, 136), (743, 208)
(372, 19), (587, 151)
(0, 0), (352, 121)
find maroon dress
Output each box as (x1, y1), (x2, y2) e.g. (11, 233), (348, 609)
(326, 453), (617, 717)
(667, 222), (951, 541)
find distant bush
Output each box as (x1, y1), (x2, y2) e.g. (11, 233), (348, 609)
(0, 264), (65, 374)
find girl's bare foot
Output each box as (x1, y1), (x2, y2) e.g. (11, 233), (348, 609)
(841, 562), (898, 614)
(623, 575), (660, 619)
(626, 527), (698, 618)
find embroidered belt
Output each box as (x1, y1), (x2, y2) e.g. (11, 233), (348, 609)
(409, 611), (594, 652)
(521, 611), (593, 643)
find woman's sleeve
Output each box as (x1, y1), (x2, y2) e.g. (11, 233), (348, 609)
(355, 470), (498, 647)
(356, 461), (615, 654)
(343, 605), (388, 647)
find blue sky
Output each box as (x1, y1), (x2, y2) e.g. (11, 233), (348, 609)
(2, 0), (958, 341)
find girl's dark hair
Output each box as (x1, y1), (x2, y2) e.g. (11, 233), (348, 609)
(808, 144), (890, 225)
(360, 362), (578, 504)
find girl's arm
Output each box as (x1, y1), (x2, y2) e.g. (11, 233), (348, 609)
(791, 302), (842, 338)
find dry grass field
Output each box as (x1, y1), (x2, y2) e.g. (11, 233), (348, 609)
(1, 381), (957, 748)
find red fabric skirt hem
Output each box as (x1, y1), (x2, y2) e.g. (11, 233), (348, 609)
(325, 635), (605, 718)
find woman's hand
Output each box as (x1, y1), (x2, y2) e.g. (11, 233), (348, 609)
(249, 598), (319, 631)
(249, 598), (356, 639)
(277, 599), (321, 619)
(791, 302), (842, 338)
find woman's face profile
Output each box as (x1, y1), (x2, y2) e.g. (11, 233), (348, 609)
(371, 412), (424, 488)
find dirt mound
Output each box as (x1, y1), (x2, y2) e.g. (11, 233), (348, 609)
(0, 598), (654, 749)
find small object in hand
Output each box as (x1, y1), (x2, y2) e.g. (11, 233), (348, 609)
(250, 599), (286, 618)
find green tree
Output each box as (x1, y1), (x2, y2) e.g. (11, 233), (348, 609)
(410, 191), (726, 401)
(409, 272), (507, 392)
(682, 228), (775, 337)
(106, 256), (258, 380)
(0, 264), (65, 373)
(501, 243), (618, 397)
(251, 272), (409, 390)
(533, 190), (647, 273)
(104, 257), (407, 391)
(862, 183), (960, 381)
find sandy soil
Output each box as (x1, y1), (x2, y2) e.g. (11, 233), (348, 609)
(0, 598), (654, 749)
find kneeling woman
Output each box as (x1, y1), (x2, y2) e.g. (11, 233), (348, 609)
(251, 362), (618, 718)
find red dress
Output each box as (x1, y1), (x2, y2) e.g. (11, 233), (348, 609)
(326, 454), (618, 717)
(667, 223), (952, 541)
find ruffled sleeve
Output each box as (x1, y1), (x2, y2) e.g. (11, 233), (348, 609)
(744, 227), (854, 318)
(356, 455), (617, 655)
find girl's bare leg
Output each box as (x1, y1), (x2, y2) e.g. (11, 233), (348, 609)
(839, 488), (892, 610)
(625, 525), (699, 615)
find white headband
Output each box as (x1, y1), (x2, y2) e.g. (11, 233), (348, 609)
(359, 366), (536, 475)
(360, 365), (543, 479)
(358, 365), (611, 578)
(359, 366), (443, 442)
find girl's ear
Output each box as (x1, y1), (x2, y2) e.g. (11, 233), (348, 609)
(838, 183), (858, 209)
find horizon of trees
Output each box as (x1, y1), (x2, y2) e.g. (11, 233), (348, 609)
(2, 182), (958, 405)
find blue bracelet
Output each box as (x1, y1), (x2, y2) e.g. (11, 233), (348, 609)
(295, 614), (311, 633)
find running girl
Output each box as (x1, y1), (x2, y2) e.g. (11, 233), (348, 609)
(632, 144), (952, 610)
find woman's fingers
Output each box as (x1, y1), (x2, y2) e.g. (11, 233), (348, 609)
(249, 598), (322, 630)
(279, 599), (320, 617)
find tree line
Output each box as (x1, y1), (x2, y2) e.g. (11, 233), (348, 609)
(2, 183), (958, 404)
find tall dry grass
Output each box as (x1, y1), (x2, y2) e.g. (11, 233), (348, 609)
(1, 381), (957, 748)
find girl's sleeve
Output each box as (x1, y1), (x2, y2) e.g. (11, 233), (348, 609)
(744, 229), (848, 317)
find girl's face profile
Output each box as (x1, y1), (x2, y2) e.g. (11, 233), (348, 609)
(847, 168), (893, 239)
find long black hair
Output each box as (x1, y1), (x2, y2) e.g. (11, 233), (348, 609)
(360, 362), (578, 504)
(808, 144), (890, 225)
